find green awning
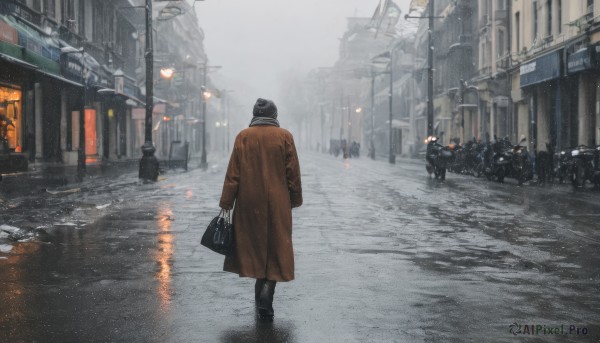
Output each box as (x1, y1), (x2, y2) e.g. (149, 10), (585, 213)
(0, 40), (24, 60)
(0, 51), (37, 70)
(23, 49), (60, 74)
(0, 14), (61, 75)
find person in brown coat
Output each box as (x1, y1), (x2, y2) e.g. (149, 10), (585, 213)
(219, 98), (302, 319)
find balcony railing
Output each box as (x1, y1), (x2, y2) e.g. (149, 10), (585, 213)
(8, 2), (42, 26)
(496, 56), (510, 71)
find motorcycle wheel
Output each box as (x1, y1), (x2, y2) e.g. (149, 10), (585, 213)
(517, 169), (525, 186)
(558, 168), (565, 184)
(496, 167), (505, 183)
(475, 163), (484, 178)
(426, 164), (433, 177)
(594, 173), (600, 188)
(573, 160), (585, 188)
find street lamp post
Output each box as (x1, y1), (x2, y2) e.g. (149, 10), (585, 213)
(221, 89), (234, 152)
(427, 0), (434, 137)
(406, 0), (443, 138)
(200, 63), (221, 169)
(369, 71), (376, 159)
(347, 97), (351, 145)
(460, 79), (465, 144)
(139, 0), (159, 181)
(320, 104), (325, 153)
(388, 49), (395, 164)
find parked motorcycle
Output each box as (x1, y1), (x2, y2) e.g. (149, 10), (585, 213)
(448, 141), (464, 174)
(426, 136), (455, 180)
(474, 141), (493, 178)
(485, 136), (512, 182)
(487, 136), (532, 185)
(510, 137), (533, 186)
(570, 145), (596, 188)
(462, 139), (479, 175)
(556, 148), (574, 184)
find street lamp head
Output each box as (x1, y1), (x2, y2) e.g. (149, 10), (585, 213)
(355, 107), (363, 113)
(203, 90), (212, 100)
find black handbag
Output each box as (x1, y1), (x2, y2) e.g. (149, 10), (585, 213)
(201, 210), (235, 255)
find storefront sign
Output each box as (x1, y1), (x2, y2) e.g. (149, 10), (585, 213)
(567, 47), (592, 74)
(520, 50), (562, 88)
(61, 53), (84, 82)
(123, 77), (138, 99)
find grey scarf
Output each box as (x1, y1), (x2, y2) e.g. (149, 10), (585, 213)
(249, 115), (280, 127)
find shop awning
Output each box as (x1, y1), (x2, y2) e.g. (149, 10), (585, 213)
(97, 87), (145, 106)
(38, 70), (83, 88)
(0, 51), (38, 70)
(520, 49), (563, 87)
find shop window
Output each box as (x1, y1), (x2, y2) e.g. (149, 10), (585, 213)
(0, 86), (23, 152)
(85, 108), (96, 157)
(44, 0), (56, 18)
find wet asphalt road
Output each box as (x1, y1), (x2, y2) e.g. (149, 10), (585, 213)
(0, 152), (599, 342)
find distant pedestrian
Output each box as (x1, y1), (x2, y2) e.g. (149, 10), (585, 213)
(219, 98), (303, 320)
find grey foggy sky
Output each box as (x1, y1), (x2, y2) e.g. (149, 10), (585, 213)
(195, 0), (411, 110)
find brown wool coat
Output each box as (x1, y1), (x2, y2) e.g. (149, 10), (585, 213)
(219, 125), (302, 282)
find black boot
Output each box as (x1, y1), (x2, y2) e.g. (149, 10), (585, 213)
(257, 280), (276, 319)
(255, 278), (266, 303)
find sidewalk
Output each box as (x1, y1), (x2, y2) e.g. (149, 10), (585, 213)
(0, 159), (140, 197)
(0, 151), (213, 198)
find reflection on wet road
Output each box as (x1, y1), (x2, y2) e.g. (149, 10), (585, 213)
(0, 152), (599, 342)
(156, 202), (174, 310)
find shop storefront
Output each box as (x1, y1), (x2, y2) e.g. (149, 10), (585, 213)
(519, 49), (564, 152)
(566, 43), (600, 147)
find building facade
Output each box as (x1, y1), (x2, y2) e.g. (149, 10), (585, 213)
(0, 0), (210, 172)
(511, 0), (599, 154)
